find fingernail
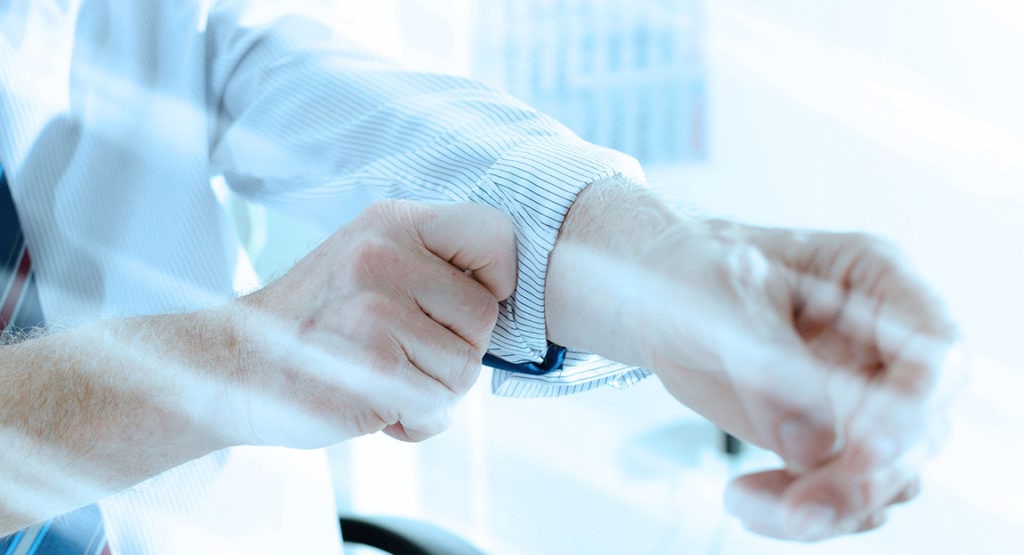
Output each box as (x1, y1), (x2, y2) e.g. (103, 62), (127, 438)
(791, 502), (836, 540)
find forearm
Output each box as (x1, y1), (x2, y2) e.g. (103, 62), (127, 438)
(545, 175), (686, 366)
(0, 310), (236, 534)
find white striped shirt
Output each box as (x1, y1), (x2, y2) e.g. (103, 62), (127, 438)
(0, 0), (649, 551)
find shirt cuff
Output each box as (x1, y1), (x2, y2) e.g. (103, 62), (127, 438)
(491, 352), (653, 398)
(469, 138), (651, 397)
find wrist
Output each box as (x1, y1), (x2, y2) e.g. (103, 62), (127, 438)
(545, 175), (685, 365)
(191, 299), (277, 449)
(140, 307), (247, 455)
(545, 177), (772, 371)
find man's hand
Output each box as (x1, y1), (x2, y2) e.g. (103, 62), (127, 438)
(546, 177), (964, 541)
(220, 200), (517, 447)
(0, 200), (514, 535)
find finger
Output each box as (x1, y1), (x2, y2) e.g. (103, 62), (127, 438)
(383, 421), (448, 443)
(725, 457), (919, 542)
(724, 326), (841, 469)
(329, 330), (463, 443)
(805, 269), (963, 476)
(834, 269), (963, 468)
(383, 412), (453, 443)
(799, 235), (962, 398)
(724, 470), (858, 542)
(411, 202), (518, 301)
(789, 275), (940, 474)
(395, 306), (485, 396)
(892, 477), (921, 505)
(791, 272), (847, 344)
(383, 423), (415, 442)
(841, 344), (961, 478)
(779, 450), (920, 541)
(724, 470), (795, 539)
(376, 367), (459, 443)
(408, 259), (501, 352)
(794, 274), (881, 373)
(853, 509), (889, 534)
(874, 313), (959, 399)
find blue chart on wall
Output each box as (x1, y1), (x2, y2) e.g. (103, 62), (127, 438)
(475, 0), (707, 167)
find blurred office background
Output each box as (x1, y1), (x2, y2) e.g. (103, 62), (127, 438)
(229, 1), (1024, 553)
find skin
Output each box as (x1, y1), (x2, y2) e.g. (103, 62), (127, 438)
(546, 176), (963, 541)
(0, 179), (962, 543)
(0, 200), (516, 535)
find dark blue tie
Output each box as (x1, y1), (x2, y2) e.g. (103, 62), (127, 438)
(0, 170), (110, 554)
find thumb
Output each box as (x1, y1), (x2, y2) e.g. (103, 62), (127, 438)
(410, 202), (518, 301)
(725, 325), (842, 470)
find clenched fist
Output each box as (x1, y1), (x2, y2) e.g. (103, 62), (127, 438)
(0, 200), (516, 534)
(546, 177), (965, 542)
(218, 200), (517, 447)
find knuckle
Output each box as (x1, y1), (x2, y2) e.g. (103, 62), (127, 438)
(370, 344), (405, 374)
(351, 199), (421, 250)
(719, 243), (773, 294)
(444, 285), (500, 350)
(360, 342), (404, 379)
(348, 237), (396, 286)
(407, 418), (451, 442)
(401, 394), (457, 442)
(348, 296), (408, 364)
(451, 346), (484, 394)
(845, 232), (904, 262)
(458, 201), (517, 245)
(487, 210), (517, 248)
(858, 482), (883, 511)
(472, 297), (500, 337)
(482, 295), (500, 323)
(349, 292), (395, 330)
(361, 199), (405, 222)
(435, 391), (461, 422)
(357, 410), (392, 435)
(461, 298), (499, 352)
(849, 473), (891, 512)
(460, 201), (503, 221)
(427, 363), (464, 406)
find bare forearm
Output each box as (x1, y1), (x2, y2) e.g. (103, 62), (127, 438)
(545, 174), (684, 365)
(0, 309), (235, 534)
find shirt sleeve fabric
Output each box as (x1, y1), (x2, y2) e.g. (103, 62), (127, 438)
(205, 0), (652, 397)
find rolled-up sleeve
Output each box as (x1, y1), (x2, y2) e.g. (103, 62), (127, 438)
(206, 0), (652, 396)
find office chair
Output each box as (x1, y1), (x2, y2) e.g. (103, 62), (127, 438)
(339, 515), (486, 555)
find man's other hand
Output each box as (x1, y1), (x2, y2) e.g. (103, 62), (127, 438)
(547, 177), (965, 542)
